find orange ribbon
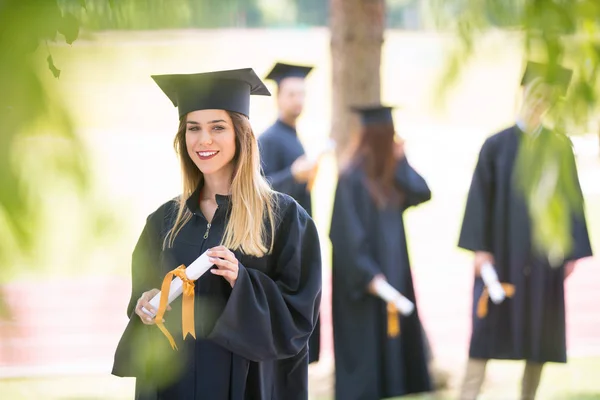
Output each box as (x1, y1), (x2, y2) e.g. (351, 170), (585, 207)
(155, 264), (196, 350)
(387, 302), (401, 338)
(476, 283), (516, 318)
(307, 158), (322, 192)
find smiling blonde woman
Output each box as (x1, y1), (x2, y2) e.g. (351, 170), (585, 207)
(112, 68), (322, 400)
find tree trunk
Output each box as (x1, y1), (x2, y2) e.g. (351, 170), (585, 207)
(330, 0), (385, 165)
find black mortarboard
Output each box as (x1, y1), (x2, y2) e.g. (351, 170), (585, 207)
(264, 62), (313, 85)
(351, 105), (395, 126)
(520, 61), (573, 92)
(151, 68), (271, 118)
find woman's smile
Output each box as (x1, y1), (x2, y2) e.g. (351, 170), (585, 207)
(197, 150), (220, 160)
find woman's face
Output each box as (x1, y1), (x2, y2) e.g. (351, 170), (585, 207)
(185, 109), (236, 177)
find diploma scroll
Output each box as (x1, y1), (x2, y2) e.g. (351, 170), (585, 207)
(142, 251), (214, 317)
(373, 279), (414, 316)
(481, 262), (506, 304)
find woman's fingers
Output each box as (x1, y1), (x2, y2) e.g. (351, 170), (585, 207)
(135, 288), (166, 325)
(135, 300), (155, 325)
(209, 256), (237, 270)
(207, 247), (239, 288)
(208, 247), (237, 264)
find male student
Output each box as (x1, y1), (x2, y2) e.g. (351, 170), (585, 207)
(458, 61), (593, 400)
(259, 62), (321, 364)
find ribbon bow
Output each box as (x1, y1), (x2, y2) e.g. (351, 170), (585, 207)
(476, 283), (516, 319)
(155, 265), (196, 350)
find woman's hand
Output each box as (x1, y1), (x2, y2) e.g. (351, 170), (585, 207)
(208, 246), (240, 288)
(393, 137), (405, 161)
(135, 288), (171, 325)
(367, 274), (387, 295)
(291, 155), (319, 184)
(474, 251), (495, 277)
(564, 260), (577, 279)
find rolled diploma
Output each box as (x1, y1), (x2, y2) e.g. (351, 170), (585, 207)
(481, 262), (506, 304)
(372, 279), (414, 316)
(142, 251), (214, 317)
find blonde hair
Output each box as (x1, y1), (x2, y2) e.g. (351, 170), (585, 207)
(164, 111), (277, 257)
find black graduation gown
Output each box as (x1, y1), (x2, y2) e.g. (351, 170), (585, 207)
(258, 119), (319, 364)
(330, 158), (433, 400)
(111, 189), (322, 400)
(458, 125), (593, 363)
(258, 120), (312, 217)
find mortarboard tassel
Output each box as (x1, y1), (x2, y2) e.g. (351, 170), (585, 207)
(387, 302), (400, 338)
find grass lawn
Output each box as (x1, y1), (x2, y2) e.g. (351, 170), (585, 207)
(0, 357), (598, 399)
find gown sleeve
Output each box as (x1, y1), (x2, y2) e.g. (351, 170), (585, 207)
(394, 156), (432, 208)
(208, 199), (322, 362)
(259, 135), (308, 198)
(127, 213), (163, 316)
(329, 173), (382, 299)
(113, 207), (168, 378)
(458, 138), (496, 253)
(562, 139), (593, 261)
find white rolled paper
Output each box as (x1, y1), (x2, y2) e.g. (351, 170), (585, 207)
(142, 251), (214, 317)
(481, 262), (506, 304)
(306, 138), (336, 163)
(372, 278), (415, 316)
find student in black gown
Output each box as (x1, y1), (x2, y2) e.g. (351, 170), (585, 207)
(330, 105), (433, 400)
(111, 68), (322, 400)
(258, 62), (322, 364)
(457, 62), (593, 400)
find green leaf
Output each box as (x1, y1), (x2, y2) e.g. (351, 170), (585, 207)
(58, 12), (80, 45)
(38, 0), (61, 41)
(109, 0), (115, 10)
(47, 54), (61, 78)
(78, 0), (87, 10)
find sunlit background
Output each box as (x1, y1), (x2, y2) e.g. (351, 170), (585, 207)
(0, 1), (598, 399)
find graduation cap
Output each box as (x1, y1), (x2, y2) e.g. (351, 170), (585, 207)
(520, 61), (573, 93)
(151, 68), (271, 119)
(264, 62), (313, 86)
(351, 105), (395, 126)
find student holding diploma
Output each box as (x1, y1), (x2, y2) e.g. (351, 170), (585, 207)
(457, 61), (593, 400)
(111, 68), (322, 400)
(329, 105), (432, 400)
(258, 62), (326, 364)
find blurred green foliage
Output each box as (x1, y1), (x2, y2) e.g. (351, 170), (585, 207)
(0, 0), (86, 266)
(56, 0), (421, 30)
(1, 0), (594, 294)
(0, 0), (418, 282)
(430, 0), (600, 263)
(515, 129), (585, 264)
(0, 0), (126, 316)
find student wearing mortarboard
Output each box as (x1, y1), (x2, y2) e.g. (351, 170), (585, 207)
(457, 61), (593, 400)
(258, 62), (322, 364)
(111, 68), (322, 400)
(329, 105), (433, 400)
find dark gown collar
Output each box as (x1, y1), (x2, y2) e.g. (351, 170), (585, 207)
(275, 119), (298, 137)
(514, 122), (549, 138)
(185, 183), (231, 214)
